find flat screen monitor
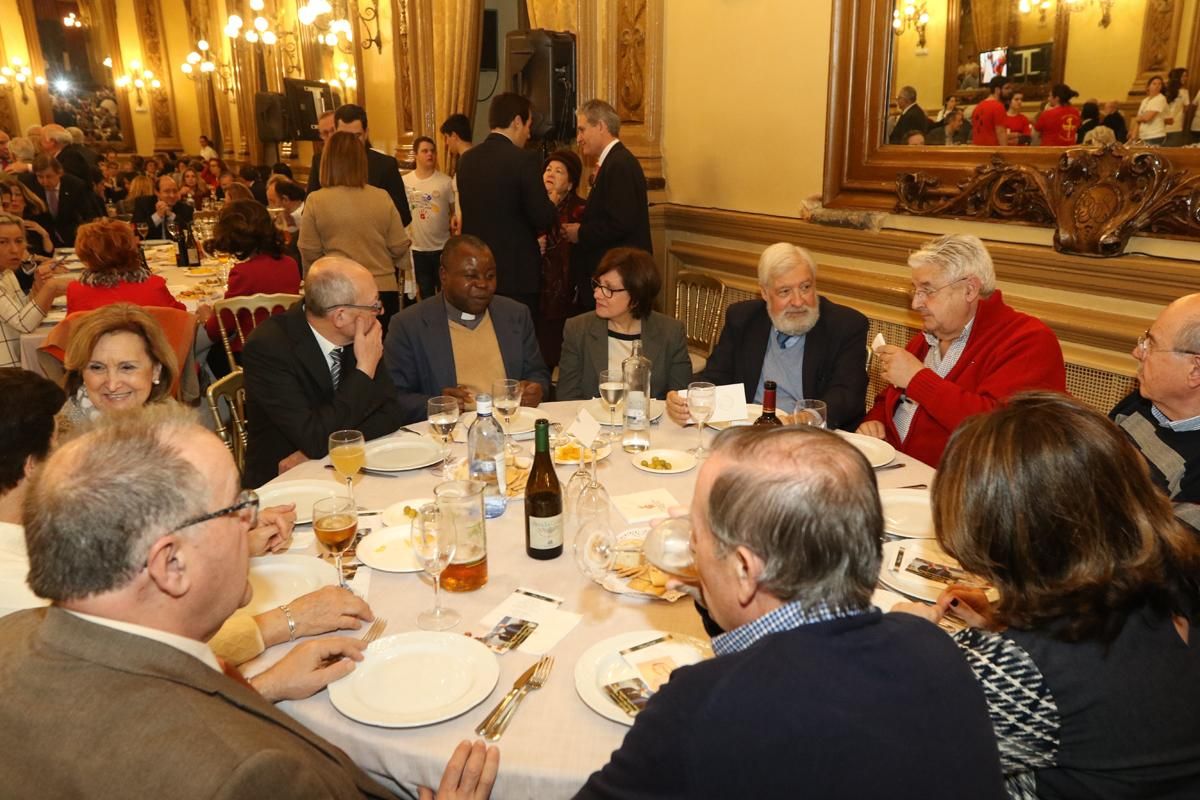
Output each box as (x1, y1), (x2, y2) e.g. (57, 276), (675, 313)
(979, 47), (1008, 85)
(283, 78), (334, 141)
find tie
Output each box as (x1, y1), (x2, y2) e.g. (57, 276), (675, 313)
(47, 188), (59, 217)
(777, 332), (800, 349)
(218, 657), (260, 694)
(330, 346), (343, 389)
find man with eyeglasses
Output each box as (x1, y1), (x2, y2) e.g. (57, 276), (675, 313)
(858, 234), (1065, 466)
(384, 235), (549, 421)
(0, 406), (498, 799)
(242, 256), (407, 488)
(1110, 293), (1200, 531)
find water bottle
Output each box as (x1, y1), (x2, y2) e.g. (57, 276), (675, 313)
(468, 393), (508, 518)
(622, 340), (652, 453)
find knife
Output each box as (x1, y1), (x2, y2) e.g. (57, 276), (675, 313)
(323, 464), (407, 478)
(475, 662), (539, 737)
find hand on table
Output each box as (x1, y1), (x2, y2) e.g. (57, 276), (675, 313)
(665, 391), (691, 426)
(287, 585), (374, 638)
(248, 637), (367, 702)
(856, 420), (886, 440)
(875, 345), (924, 390)
(890, 586), (995, 630)
(419, 740), (500, 800)
(442, 385), (475, 409)
(247, 503), (297, 555)
(518, 380), (543, 407)
(352, 314), (384, 378)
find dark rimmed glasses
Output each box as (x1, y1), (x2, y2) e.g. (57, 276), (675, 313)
(171, 489), (259, 533)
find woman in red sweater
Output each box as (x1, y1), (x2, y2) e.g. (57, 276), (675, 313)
(204, 199), (300, 376)
(66, 219), (185, 314)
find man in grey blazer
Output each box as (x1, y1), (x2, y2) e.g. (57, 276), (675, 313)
(0, 407), (498, 799)
(384, 236), (550, 422)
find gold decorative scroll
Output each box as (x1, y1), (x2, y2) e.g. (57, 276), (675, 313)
(616, 0), (645, 124)
(526, 0), (579, 31)
(133, 0), (182, 150)
(1131, 0), (1184, 94)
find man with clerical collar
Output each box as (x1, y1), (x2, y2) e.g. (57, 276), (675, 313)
(384, 234), (550, 422)
(1110, 293), (1200, 531)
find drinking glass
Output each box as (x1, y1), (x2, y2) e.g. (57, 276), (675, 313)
(313, 496), (358, 589)
(135, 222), (150, 240)
(427, 396), (460, 478)
(563, 438), (593, 528)
(686, 382), (716, 457)
(492, 378), (522, 458)
(598, 369), (626, 441)
(410, 503), (460, 630)
(792, 399), (828, 429)
(164, 220), (179, 240)
(328, 430), (365, 507)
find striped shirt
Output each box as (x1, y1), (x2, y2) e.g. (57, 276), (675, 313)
(0, 270), (48, 369)
(712, 599), (868, 657)
(894, 317), (976, 442)
(1151, 405), (1200, 433)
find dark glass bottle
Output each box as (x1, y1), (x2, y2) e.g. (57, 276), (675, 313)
(174, 222), (188, 266)
(524, 418), (564, 559)
(185, 226), (200, 266)
(754, 380), (784, 426)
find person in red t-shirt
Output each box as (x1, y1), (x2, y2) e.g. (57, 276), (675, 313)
(972, 76), (1012, 146)
(1035, 84), (1083, 147)
(1004, 93), (1033, 145)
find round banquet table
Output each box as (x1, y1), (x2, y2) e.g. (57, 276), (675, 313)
(250, 400), (936, 800)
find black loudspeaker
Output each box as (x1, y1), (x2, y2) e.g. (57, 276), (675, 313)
(506, 29), (576, 141)
(283, 78), (335, 141)
(255, 92), (288, 142)
(480, 9), (498, 72)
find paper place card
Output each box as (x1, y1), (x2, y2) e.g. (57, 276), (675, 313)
(566, 407), (603, 448)
(677, 384), (747, 424)
(872, 332), (887, 351)
(612, 489), (680, 525)
(476, 587), (581, 655)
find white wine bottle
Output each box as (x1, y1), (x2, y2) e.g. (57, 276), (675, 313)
(525, 418), (564, 559)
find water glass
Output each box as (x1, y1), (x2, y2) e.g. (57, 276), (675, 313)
(686, 382), (716, 457)
(492, 378), (522, 457)
(427, 396), (460, 478)
(410, 503), (460, 630)
(598, 369), (626, 441)
(792, 399), (828, 428)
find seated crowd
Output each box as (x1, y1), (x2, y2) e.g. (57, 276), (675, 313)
(0, 93), (1198, 800)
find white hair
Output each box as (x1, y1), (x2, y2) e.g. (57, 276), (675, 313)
(67, 126), (85, 144)
(45, 128), (72, 148)
(757, 243), (818, 288)
(907, 234), (996, 295)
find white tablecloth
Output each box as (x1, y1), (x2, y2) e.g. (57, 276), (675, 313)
(254, 401), (935, 799)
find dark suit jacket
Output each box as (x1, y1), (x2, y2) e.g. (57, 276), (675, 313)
(572, 142), (652, 310)
(697, 296), (869, 430)
(242, 304), (407, 488)
(455, 132), (557, 299)
(383, 294), (551, 423)
(889, 102), (931, 144)
(26, 172), (101, 248)
(0, 607), (398, 799)
(556, 310), (692, 400)
(132, 195), (196, 239)
(308, 146), (412, 226)
(56, 143), (94, 183)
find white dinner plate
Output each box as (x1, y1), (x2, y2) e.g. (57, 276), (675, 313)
(631, 449), (696, 475)
(835, 430), (897, 468)
(256, 479), (342, 524)
(878, 540), (999, 604)
(184, 267), (219, 277)
(381, 497), (435, 527)
(553, 441), (612, 466)
(244, 554), (338, 615)
(42, 309), (67, 324)
(363, 437), (443, 472)
(356, 525), (422, 573)
(0, 559), (48, 618)
(329, 632), (500, 728)
(459, 407), (539, 440)
(574, 630), (712, 726)
(878, 488), (935, 539)
(586, 398), (665, 426)
(870, 587), (910, 612)
(706, 404), (762, 430)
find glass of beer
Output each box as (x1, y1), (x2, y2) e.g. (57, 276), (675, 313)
(435, 480), (488, 592)
(313, 496), (358, 589)
(329, 429), (365, 507)
(410, 503), (460, 630)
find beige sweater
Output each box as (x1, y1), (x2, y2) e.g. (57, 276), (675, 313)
(298, 184), (411, 292)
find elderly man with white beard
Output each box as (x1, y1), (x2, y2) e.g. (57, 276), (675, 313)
(666, 243), (869, 430)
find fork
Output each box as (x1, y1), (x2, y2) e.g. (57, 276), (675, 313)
(361, 617), (387, 645)
(482, 656), (553, 741)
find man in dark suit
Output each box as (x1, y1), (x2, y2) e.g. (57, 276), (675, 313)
(132, 175), (195, 239)
(384, 235), (550, 423)
(307, 104), (411, 226)
(242, 256), (408, 488)
(0, 406), (498, 798)
(564, 99), (652, 311)
(239, 165), (269, 205)
(575, 426), (1006, 799)
(455, 93), (557, 314)
(40, 124), (91, 184)
(666, 243), (869, 430)
(888, 85), (930, 145)
(29, 154), (101, 248)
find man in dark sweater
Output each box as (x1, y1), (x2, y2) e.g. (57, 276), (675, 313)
(575, 426), (1006, 800)
(1110, 293), (1200, 531)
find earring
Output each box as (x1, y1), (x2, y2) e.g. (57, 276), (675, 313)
(153, 377), (161, 385)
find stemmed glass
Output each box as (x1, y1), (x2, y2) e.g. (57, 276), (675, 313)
(328, 430), (365, 507)
(572, 439), (615, 582)
(313, 496), (358, 589)
(410, 503), (460, 630)
(135, 222), (150, 240)
(598, 369), (626, 442)
(492, 378), (522, 458)
(427, 396), (460, 479)
(164, 219), (179, 240)
(563, 438), (594, 528)
(686, 382), (716, 457)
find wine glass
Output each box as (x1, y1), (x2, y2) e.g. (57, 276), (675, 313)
(328, 430), (365, 508)
(686, 382), (716, 457)
(563, 438), (593, 528)
(410, 503), (460, 630)
(492, 378), (522, 458)
(135, 222), (150, 240)
(313, 496), (358, 590)
(164, 219), (179, 240)
(598, 369), (626, 441)
(792, 399), (828, 428)
(427, 396), (460, 478)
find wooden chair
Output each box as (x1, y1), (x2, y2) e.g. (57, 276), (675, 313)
(207, 370), (248, 474)
(674, 270), (726, 374)
(213, 292), (301, 371)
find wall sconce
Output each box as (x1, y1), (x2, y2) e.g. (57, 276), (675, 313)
(297, 0), (359, 53)
(354, 0), (382, 54)
(0, 59), (46, 104)
(114, 59), (160, 110)
(181, 39), (235, 97)
(226, 7), (282, 46)
(1062, 0), (1115, 28)
(893, 1), (929, 49)
(63, 11), (84, 28)
(1018, 0), (1053, 25)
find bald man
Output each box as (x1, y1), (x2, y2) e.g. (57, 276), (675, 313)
(1110, 293), (1200, 531)
(242, 256), (407, 487)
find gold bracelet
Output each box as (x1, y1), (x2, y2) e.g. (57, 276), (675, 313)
(279, 604), (297, 641)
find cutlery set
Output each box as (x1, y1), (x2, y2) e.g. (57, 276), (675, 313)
(474, 655), (555, 741)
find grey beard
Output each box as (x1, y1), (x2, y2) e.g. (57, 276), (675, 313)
(771, 304), (820, 336)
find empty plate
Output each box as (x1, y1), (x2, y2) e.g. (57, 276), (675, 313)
(256, 479), (341, 524)
(879, 488), (934, 538)
(835, 430), (897, 468)
(363, 437), (443, 472)
(586, 398), (665, 426)
(245, 554), (338, 615)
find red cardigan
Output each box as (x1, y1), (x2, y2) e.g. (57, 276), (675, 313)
(863, 290), (1066, 466)
(204, 253), (300, 352)
(66, 274), (186, 314)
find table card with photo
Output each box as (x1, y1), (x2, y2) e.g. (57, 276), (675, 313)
(475, 587), (581, 656)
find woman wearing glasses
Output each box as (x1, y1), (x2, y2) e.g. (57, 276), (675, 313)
(556, 247), (691, 401)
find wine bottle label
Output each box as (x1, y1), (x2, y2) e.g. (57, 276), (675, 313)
(528, 512), (563, 549)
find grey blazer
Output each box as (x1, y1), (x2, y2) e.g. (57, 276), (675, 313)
(557, 310), (692, 400)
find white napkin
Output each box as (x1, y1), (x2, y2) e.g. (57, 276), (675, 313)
(612, 489), (680, 525)
(872, 333), (887, 352)
(566, 407), (603, 447)
(476, 587), (581, 655)
(677, 384), (747, 424)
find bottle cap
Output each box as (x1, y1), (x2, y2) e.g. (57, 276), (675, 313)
(476, 393), (492, 414)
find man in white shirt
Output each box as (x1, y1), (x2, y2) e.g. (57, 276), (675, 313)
(403, 136), (455, 299)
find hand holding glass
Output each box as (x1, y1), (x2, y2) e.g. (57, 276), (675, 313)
(686, 382), (716, 457)
(410, 503), (460, 630)
(313, 496), (358, 590)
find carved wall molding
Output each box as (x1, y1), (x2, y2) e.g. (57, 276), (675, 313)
(615, 0), (646, 124)
(1131, 0), (1183, 94)
(896, 145), (1200, 257)
(0, 25), (19, 136)
(133, 0), (182, 150)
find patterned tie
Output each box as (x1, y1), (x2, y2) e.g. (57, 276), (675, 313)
(47, 188), (59, 217)
(330, 346), (343, 389)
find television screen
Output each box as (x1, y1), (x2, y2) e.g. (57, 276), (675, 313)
(283, 78), (334, 141)
(979, 47), (1008, 85)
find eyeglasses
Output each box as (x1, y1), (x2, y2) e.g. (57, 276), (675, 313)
(170, 490), (259, 533)
(911, 276), (970, 301)
(591, 279), (629, 299)
(1137, 330), (1200, 358)
(332, 299), (383, 315)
